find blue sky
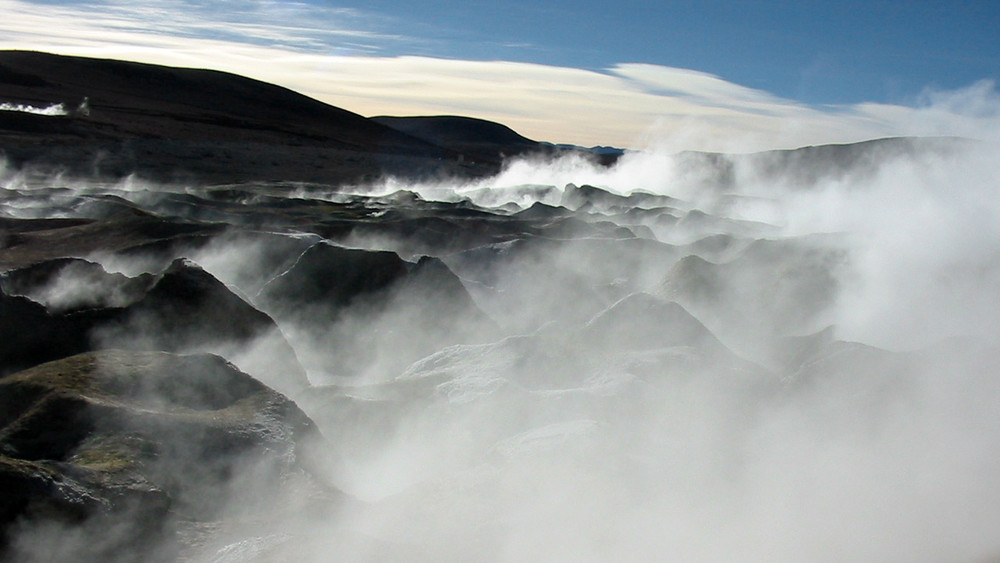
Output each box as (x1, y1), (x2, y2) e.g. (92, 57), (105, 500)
(328, 0), (1000, 105)
(2, 0), (999, 149)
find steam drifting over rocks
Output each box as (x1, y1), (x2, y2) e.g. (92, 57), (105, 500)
(2, 52), (1000, 562)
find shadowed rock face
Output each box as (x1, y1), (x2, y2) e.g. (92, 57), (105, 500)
(0, 291), (98, 376)
(112, 258), (282, 350)
(254, 241), (499, 382)
(0, 209), (225, 273)
(0, 257), (309, 395)
(0, 257), (153, 312)
(0, 350), (329, 562)
(581, 293), (724, 352)
(656, 236), (847, 351)
(257, 243), (409, 313)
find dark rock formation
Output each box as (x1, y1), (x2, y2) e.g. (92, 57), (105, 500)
(0, 350), (329, 561)
(0, 208), (224, 272)
(256, 242), (408, 315)
(255, 241), (497, 380)
(0, 291), (99, 376)
(657, 236), (847, 338)
(0, 257), (308, 395)
(581, 293), (724, 352)
(0, 257), (153, 311)
(560, 184), (678, 213)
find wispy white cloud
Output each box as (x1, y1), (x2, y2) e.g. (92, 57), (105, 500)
(4, 0), (407, 54)
(1, 0), (998, 151)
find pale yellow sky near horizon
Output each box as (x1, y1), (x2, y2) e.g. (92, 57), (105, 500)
(1, 0), (997, 152)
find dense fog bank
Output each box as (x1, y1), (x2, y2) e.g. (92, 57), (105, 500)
(1, 136), (999, 561)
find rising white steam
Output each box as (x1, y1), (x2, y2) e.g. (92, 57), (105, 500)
(282, 107), (1000, 561)
(0, 101), (68, 116)
(3, 82), (1000, 562)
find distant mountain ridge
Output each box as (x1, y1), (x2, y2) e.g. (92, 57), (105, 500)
(372, 115), (538, 149)
(0, 51), (573, 184)
(0, 50), (970, 187)
(373, 115), (625, 165)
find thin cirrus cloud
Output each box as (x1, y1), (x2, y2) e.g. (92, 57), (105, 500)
(1, 0), (998, 151)
(4, 0), (403, 52)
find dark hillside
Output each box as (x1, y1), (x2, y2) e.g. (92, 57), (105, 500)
(373, 114), (620, 164)
(373, 114), (538, 152)
(0, 51), (490, 183)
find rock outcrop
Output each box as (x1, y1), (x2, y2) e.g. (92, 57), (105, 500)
(1, 257), (308, 395)
(0, 350), (330, 562)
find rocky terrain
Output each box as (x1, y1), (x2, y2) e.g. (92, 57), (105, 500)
(2, 52), (999, 561)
